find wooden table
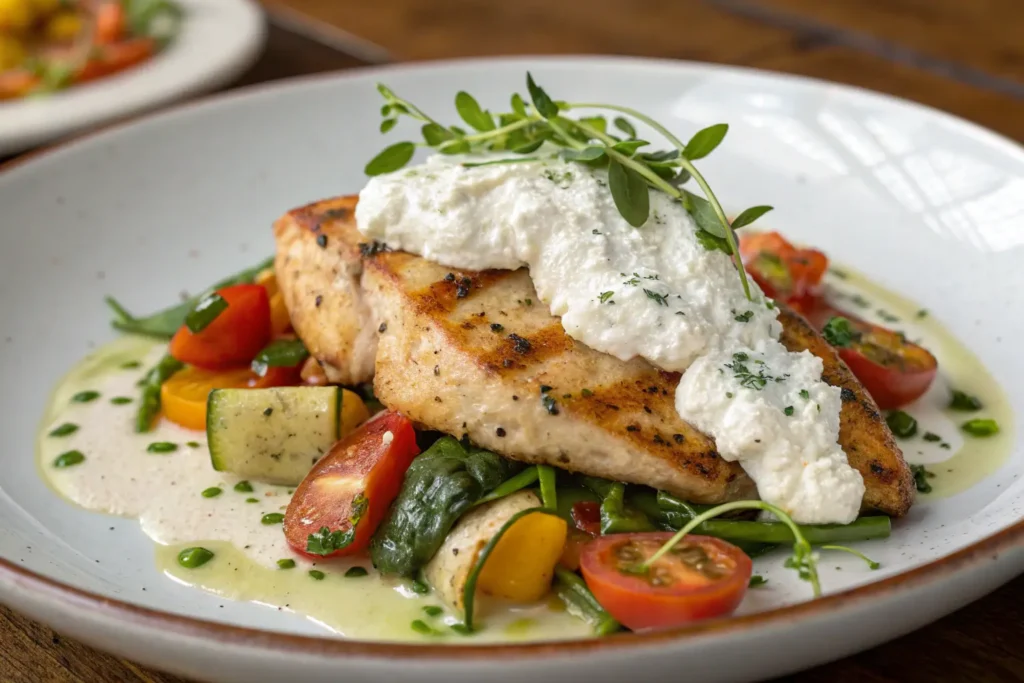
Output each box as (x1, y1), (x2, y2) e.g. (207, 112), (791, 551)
(3, 1), (1023, 681)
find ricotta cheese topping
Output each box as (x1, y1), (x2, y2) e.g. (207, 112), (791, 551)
(356, 155), (865, 523)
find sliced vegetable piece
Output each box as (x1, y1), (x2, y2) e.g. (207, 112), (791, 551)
(580, 532), (751, 631)
(163, 366), (256, 431)
(739, 231), (828, 314)
(477, 508), (567, 601)
(208, 386), (367, 485)
(169, 284), (271, 370)
(553, 566), (621, 635)
(284, 411), (419, 558)
(823, 315), (938, 410)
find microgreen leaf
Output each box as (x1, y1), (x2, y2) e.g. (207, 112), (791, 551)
(612, 139), (650, 156)
(613, 116), (637, 139)
(579, 116), (607, 135)
(526, 72), (558, 119)
(455, 91), (496, 132)
(731, 205), (774, 230)
(439, 139), (472, 155)
(608, 159), (650, 227)
(421, 123), (454, 146)
(684, 190), (728, 239)
(822, 317), (857, 348)
(683, 123), (729, 160)
(376, 83), (397, 100)
(560, 146), (606, 162)
(380, 118), (397, 133)
(365, 142), (415, 176)
(510, 93), (527, 117)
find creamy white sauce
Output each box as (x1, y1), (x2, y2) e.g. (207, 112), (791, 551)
(39, 338), (590, 642)
(356, 155), (864, 523)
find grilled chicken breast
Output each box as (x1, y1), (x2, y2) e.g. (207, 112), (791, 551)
(275, 196), (914, 516)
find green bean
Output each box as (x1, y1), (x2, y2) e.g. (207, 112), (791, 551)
(553, 567), (620, 636)
(660, 513), (891, 546)
(135, 354), (184, 433)
(473, 467), (539, 507)
(537, 465), (557, 509)
(600, 483), (654, 534)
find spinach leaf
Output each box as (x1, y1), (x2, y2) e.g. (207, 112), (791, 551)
(106, 256), (274, 339)
(579, 476), (654, 534)
(370, 437), (522, 576)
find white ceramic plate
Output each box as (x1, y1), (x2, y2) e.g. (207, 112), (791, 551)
(0, 0), (265, 155)
(1, 57), (1023, 683)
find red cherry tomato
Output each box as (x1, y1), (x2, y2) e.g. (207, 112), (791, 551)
(740, 231), (828, 316)
(571, 501), (602, 536)
(169, 284), (271, 370)
(580, 532), (751, 632)
(828, 316), (938, 410)
(284, 411), (420, 559)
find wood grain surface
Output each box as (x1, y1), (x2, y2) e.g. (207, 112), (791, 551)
(2, 1), (1022, 681)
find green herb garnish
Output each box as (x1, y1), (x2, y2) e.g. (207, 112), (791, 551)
(251, 338), (310, 376)
(261, 513), (285, 525)
(411, 619), (444, 636)
(962, 419), (999, 437)
(277, 559), (296, 569)
(822, 316), (857, 347)
(146, 441), (178, 454)
(234, 481), (254, 493)
(48, 423), (79, 437)
(345, 566), (369, 578)
(308, 570), (326, 581)
(52, 450), (85, 468)
(185, 292), (228, 333)
(177, 547), (214, 569)
(71, 390), (100, 403)
(748, 575), (768, 587)
(422, 605), (443, 617)
(306, 494), (367, 555)
(201, 487), (222, 498)
(110, 396), (133, 405)
(949, 390), (983, 411)
(886, 411), (917, 438)
(367, 74), (774, 299)
(910, 464), (934, 493)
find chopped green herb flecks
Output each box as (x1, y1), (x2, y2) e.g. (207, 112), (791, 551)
(783, 406), (794, 416)
(146, 441), (177, 454)
(411, 619), (444, 636)
(450, 623), (472, 636)
(949, 390), (983, 411)
(910, 464), (934, 493)
(52, 450), (85, 468)
(110, 396), (133, 405)
(410, 579), (431, 595)
(748, 575), (768, 588)
(916, 309), (928, 319)
(345, 566), (369, 578)
(962, 419), (999, 437)
(886, 411), (917, 438)
(261, 513), (285, 525)
(598, 291), (615, 304)
(177, 547), (214, 569)
(725, 353), (788, 390)
(121, 360), (142, 369)
(201, 487), (222, 498)
(277, 559), (296, 569)
(922, 432), (942, 443)
(422, 605), (444, 617)
(822, 317), (856, 347)
(48, 423), (79, 437)
(234, 481), (254, 493)
(186, 441), (201, 448)
(799, 389), (810, 400)
(644, 289), (669, 307)
(734, 310), (753, 323)
(308, 570), (326, 581)
(245, 497), (259, 504)
(71, 390), (100, 403)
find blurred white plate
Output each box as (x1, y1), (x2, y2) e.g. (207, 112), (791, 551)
(0, 57), (1022, 683)
(0, 0), (265, 154)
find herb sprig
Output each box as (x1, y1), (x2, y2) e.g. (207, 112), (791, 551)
(365, 73), (773, 299)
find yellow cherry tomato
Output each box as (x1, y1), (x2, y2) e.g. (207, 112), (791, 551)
(0, 0), (35, 33)
(44, 10), (81, 42)
(0, 34), (26, 71)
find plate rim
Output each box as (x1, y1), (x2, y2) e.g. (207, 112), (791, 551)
(0, 0), (267, 154)
(2, 54), (1022, 659)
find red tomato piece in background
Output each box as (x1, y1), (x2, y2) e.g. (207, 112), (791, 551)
(740, 231), (828, 315)
(580, 532), (751, 632)
(827, 317), (938, 410)
(284, 411), (420, 559)
(169, 284), (271, 370)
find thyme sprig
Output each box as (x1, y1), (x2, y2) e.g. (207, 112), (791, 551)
(365, 73), (773, 300)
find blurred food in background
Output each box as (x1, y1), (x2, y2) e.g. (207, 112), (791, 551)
(0, 0), (181, 100)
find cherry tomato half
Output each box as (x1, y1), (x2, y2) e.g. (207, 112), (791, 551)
(169, 284), (271, 371)
(580, 532), (751, 632)
(284, 411), (420, 558)
(740, 231), (828, 315)
(829, 317), (938, 410)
